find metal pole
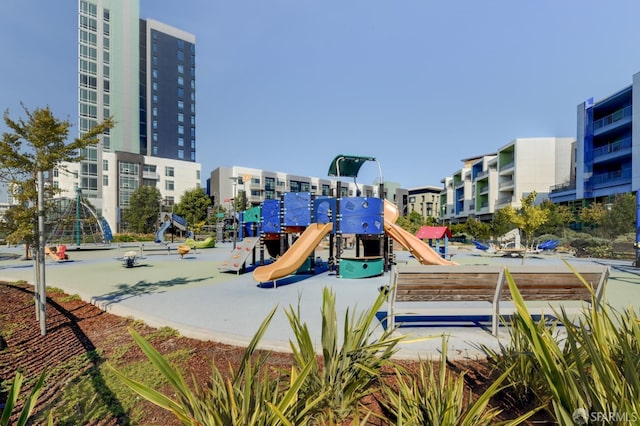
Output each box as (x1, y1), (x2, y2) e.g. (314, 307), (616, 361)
(76, 188), (82, 246)
(232, 180), (237, 250)
(37, 171), (47, 336)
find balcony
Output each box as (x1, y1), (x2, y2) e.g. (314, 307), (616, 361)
(475, 170), (489, 180)
(592, 137), (632, 163)
(142, 171), (159, 180)
(593, 105), (632, 133)
(499, 160), (514, 172)
(590, 168), (632, 188)
(498, 177), (514, 190)
(550, 180), (576, 193)
(497, 193), (513, 204)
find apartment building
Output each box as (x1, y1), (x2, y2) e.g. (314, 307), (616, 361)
(407, 186), (441, 221)
(55, 1), (201, 233)
(550, 73), (640, 208)
(440, 137), (574, 223)
(208, 166), (381, 212)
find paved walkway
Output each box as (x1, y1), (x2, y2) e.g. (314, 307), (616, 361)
(1, 242), (638, 361)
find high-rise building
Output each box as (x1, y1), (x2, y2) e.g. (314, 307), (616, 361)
(55, 0), (201, 233)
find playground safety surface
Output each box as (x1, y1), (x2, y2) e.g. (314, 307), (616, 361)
(1, 242), (639, 361)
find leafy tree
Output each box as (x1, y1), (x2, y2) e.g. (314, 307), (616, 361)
(0, 105), (113, 256)
(490, 207), (514, 240)
(602, 193), (636, 238)
(123, 185), (162, 233)
(174, 187), (212, 234)
(464, 216), (491, 240)
(538, 199), (574, 237)
(506, 192), (549, 248)
(396, 211), (424, 235)
(579, 202), (607, 236)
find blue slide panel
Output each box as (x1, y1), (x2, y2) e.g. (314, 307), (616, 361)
(261, 199), (281, 234)
(283, 192), (311, 226)
(339, 197), (384, 235)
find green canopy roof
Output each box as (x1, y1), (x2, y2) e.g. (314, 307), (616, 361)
(327, 155), (377, 178)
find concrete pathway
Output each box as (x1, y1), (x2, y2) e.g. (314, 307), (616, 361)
(1, 242), (638, 361)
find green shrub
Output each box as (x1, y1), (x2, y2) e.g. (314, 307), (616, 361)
(381, 337), (538, 425)
(284, 287), (403, 424)
(504, 262), (640, 424)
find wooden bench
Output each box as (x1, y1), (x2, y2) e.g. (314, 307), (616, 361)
(386, 264), (609, 336)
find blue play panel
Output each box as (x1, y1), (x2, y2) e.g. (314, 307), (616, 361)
(340, 197), (383, 234)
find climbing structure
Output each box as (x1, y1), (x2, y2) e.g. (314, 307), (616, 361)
(46, 189), (113, 246)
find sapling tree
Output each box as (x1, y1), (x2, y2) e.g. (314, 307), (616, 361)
(0, 104), (113, 331)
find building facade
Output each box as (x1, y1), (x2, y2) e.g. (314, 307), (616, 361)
(407, 186), (441, 221)
(59, 0), (201, 232)
(440, 137), (574, 224)
(550, 74), (640, 209)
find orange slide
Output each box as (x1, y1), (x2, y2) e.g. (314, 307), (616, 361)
(383, 200), (457, 266)
(252, 222), (333, 286)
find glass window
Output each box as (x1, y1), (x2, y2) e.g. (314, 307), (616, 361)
(178, 137), (184, 146)
(103, 175), (109, 186)
(177, 76), (184, 86)
(152, 69), (158, 79)
(177, 64), (184, 74)
(178, 113), (184, 122)
(165, 180), (175, 190)
(178, 149), (184, 159)
(165, 166), (174, 177)
(178, 125), (184, 135)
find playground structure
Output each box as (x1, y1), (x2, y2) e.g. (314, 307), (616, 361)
(155, 212), (193, 243)
(46, 188), (113, 247)
(177, 244), (191, 259)
(120, 250), (140, 268)
(414, 225), (454, 260)
(249, 154), (456, 286)
(44, 244), (69, 262)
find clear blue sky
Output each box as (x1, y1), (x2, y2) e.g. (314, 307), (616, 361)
(3, 1), (640, 189)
